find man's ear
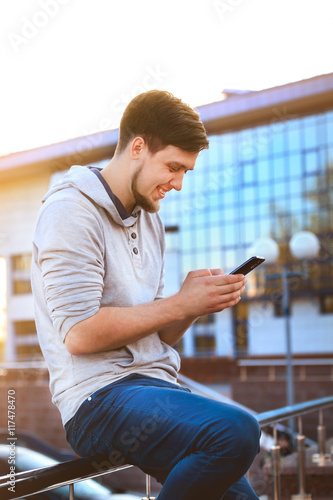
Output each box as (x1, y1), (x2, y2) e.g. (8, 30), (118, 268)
(130, 137), (146, 159)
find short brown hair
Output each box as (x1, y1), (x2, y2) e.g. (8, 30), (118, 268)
(115, 90), (209, 155)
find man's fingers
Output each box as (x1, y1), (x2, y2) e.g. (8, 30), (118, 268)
(218, 285), (245, 302)
(217, 296), (242, 311)
(210, 268), (224, 276)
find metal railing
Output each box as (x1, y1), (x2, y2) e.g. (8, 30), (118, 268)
(257, 396), (333, 500)
(0, 392), (332, 500)
(237, 358), (333, 382)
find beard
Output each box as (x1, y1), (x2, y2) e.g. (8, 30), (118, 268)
(131, 163), (160, 214)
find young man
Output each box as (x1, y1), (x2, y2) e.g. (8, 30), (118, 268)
(31, 90), (261, 500)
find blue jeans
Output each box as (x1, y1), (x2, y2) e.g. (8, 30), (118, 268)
(65, 374), (260, 499)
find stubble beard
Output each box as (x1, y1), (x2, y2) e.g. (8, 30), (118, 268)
(131, 164), (160, 214)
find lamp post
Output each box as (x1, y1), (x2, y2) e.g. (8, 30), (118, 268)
(252, 232), (320, 412)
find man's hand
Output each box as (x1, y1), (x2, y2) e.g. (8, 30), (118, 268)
(65, 267), (246, 355)
(177, 268), (246, 318)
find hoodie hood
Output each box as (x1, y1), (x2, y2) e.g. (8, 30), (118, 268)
(43, 165), (141, 227)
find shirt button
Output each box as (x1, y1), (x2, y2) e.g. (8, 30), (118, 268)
(88, 397), (92, 401)
(131, 232), (137, 239)
(133, 247), (138, 255)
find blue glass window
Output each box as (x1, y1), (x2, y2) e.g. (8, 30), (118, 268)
(259, 217), (272, 238)
(287, 120), (302, 152)
(288, 153), (302, 177)
(242, 162), (256, 185)
(273, 156), (287, 180)
(258, 182), (271, 200)
(242, 203), (256, 219)
(274, 181), (288, 199)
(242, 186), (256, 203)
(305, 175), (318, 192)
(257, 159), (271, 182)
(209, 250), (222, 269)
(289, 179), (302, 196)
(221, 134), (236, 164)
(223, 190), (237, 205)
(222, 249), (237, 272)
(207, 136), (222, 166)
(256, 125), (271, 158)
(303, 115), (318, 149)
(244, 221), (256, 244)
(223, 223), (237, 246)
(327, 114), (333, 144)
(272, 127), (285, 155)
(209, 225), (222, 247)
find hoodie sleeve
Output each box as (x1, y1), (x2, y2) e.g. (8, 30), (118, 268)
(34, 198), (105, 341)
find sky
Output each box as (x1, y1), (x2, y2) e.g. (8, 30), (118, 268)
(1, 0), (333, 157)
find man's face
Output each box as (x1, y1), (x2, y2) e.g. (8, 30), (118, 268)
(131, 145), (199, 213)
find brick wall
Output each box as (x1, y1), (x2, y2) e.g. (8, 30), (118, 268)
(180, 356), (237, 382)
(0, 369), (70, 450)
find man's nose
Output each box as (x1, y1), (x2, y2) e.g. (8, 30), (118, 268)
(170, 172), (184, 191)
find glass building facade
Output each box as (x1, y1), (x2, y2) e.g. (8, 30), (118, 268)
(159, 109), (333, 358)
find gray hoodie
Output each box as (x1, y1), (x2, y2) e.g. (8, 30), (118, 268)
(31, 165), (181, 426)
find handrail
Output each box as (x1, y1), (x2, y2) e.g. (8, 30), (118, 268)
(256, 395), (333, 427)
(1, 395), (332, 499)
(0, 456), (133, 499)
(238, 358), (333, 366)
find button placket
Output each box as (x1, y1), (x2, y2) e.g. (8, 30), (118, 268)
(127, 226), (141, 265)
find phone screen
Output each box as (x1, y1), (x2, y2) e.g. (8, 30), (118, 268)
(229, 256), (265, 275)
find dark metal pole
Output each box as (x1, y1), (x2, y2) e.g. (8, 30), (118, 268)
(142, 474), (156, 500)
(282, 266), (295, 435)
(69, 483), (75, 500)
(282, 266), (294, 408)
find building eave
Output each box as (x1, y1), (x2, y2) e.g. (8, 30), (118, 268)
(198, 72), (333, 134)
(0, 129), (118, 180)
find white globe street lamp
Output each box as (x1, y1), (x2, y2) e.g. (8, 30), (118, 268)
(251, 237), (280, 264)
(252, 232), (320, 263)
(289, 231), (320, 260)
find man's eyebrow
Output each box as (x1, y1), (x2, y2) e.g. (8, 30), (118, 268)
(167, 161), (193, 171)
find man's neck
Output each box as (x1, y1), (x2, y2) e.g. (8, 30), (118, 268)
(101, 156), (135, 213)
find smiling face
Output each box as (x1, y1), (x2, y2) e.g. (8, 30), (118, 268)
(130, 144), (198, 213)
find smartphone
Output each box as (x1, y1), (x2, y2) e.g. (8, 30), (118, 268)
(229, 256), (265, 276)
